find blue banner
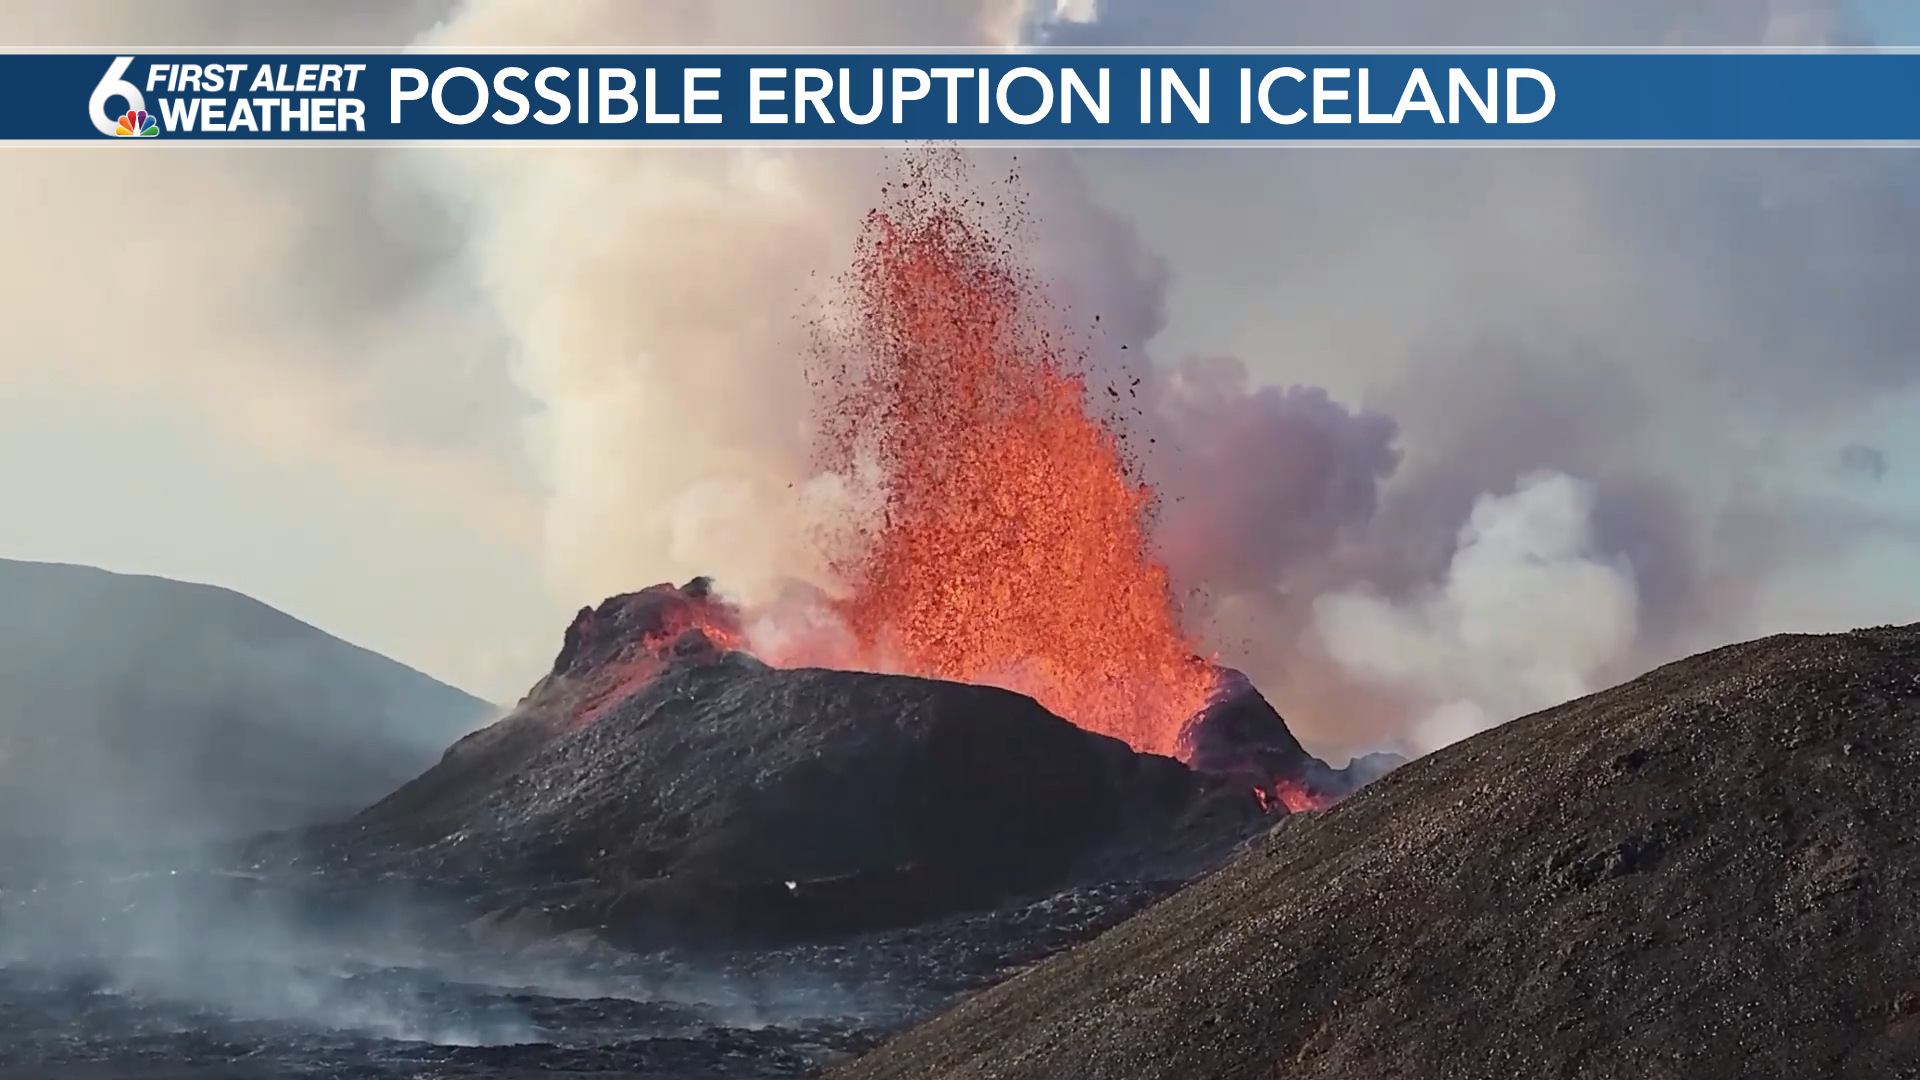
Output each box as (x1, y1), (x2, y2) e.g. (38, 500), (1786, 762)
(4, 52), (1920, 142)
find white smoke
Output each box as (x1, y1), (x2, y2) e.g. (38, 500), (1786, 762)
(407, 143), (859, 606)
(408, 0), (1177, 617)
(409, 1), (1084, 610)
(1313, 471), (1640, 753)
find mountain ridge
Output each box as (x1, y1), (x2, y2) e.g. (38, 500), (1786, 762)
(0, 556), (497, 847)
(0, 557), (487, 698)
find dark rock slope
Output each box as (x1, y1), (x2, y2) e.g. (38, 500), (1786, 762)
(830, 624), (1920, 1080)
(298, 582), (1275, 951)
(1182, 667), (1402, 809)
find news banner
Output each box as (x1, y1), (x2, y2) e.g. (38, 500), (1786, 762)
(5, 50), (1920, 143)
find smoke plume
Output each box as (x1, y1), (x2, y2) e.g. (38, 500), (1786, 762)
(1314, 473), (1640, 752)
(316, 0), (1920, 761)
(6, 0), (1920, 768)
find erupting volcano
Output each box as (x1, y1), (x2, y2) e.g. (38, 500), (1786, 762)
(807, 155), (1217, 759)
(517, 156), (1386, 811)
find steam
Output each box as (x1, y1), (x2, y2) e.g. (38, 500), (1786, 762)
(1314, 473), (1640, 752)
(404, 2), (1056, 607)
(0, 866), (542, 1046)
(405, 1), (1183, 618)
(407, 142), (856, 605)
(0, 558), (521, 1048)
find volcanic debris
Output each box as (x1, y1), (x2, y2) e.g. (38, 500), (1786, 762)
(829, 624), (1920, 1080)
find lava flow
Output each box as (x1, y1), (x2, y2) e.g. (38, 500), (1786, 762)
(550, 578), (747, 725)
(807, 154), (1218, 758)
(1257, 780), (1338, 816)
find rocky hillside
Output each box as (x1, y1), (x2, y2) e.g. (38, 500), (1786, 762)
(831, 624), (1920, 1080)
(0, 558), (494, 849)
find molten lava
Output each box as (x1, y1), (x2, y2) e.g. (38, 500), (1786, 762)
(808, 155), (1217, 758)
(529, 159), (1365, 814)
(550, 579), (747, 725)
(1256, 780), (1339, 816)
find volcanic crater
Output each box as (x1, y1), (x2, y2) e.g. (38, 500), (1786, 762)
(290, 578), (1380, 955)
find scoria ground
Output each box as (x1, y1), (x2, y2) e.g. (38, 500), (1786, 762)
(831, 624), (1920, 1080)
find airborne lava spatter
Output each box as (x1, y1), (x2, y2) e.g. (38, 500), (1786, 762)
(807, 154), (1218, 758)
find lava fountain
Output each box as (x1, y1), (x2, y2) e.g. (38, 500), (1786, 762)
(805, 153), (1218, 758)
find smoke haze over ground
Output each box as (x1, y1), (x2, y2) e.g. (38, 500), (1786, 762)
(4, 0), (1920, 768)
(0, 558), (517, 1052)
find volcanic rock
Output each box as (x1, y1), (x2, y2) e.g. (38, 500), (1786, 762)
(829, 624), (1920, 1080)
(297, 582), (1276, 951)
(1179, 667), (1404, 809)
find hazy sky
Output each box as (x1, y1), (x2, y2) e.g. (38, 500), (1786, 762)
(4, 0), (1920, 751)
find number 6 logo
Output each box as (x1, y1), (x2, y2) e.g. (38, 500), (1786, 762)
(89, 56), (144, 136)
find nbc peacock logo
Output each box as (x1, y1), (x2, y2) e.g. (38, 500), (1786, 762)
(112, 109), (159, 138)
(89, 57), (158, 139)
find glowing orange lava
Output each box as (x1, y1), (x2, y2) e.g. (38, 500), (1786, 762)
(808, 155), (1217, 758)
(1256, 779), (1338, 815)
(563, 583), (747, 726)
